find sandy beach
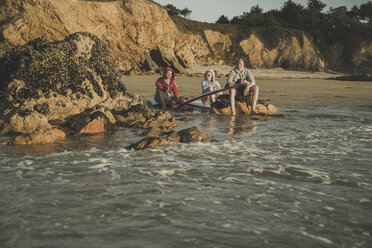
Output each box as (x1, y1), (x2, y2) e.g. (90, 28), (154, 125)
(123, 67), (372, 107)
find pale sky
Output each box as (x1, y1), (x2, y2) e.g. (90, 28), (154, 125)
(154, 0), (370, 23)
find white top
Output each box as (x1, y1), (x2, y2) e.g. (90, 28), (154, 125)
(201, 80), (221, 93)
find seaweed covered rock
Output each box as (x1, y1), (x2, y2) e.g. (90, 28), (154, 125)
(0, 32), (143, 141)
(114, 104), (179, 130)
(211, 94), (278, 115)
(0, 32), (142, 119)
(127, 127), (211, 150)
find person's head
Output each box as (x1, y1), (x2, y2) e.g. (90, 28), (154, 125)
(165, 70), (172, 79)
(163, 67), (175, 81)
(204, 69), (215, 82)
(237, 58), (245, 71)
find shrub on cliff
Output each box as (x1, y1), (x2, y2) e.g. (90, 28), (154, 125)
(164, 4), (191, 18)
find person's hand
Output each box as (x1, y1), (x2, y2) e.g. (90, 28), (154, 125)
(166, 91), (171, 98)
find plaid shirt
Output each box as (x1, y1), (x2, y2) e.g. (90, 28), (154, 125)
(227, 67), (255, 85)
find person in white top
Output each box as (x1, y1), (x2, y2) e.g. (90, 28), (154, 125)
(227, 58), (259, 115)
(201, 69), (222, 105)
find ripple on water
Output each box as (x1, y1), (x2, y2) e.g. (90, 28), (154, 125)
(0, 105), (371, 247)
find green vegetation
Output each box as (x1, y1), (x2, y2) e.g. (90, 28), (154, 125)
(163, 4), (192, 18)
(170, 0), (372, 71)
(214, 0), (372, 44)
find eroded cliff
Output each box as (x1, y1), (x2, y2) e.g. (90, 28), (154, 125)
(0, 0), (371, 73)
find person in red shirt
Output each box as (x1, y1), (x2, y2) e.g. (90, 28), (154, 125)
(155, 67), (185, 108)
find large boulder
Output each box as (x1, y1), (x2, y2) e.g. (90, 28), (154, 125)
(62, 107), (116, 135)
(0, 32), (146, 144)
(0, 32), (143, 121)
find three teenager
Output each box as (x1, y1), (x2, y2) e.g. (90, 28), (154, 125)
(155, 59), (259, 115)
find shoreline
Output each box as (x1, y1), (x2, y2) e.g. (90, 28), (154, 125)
(123, 68), (372, 107)
(184, 65), (349, 80)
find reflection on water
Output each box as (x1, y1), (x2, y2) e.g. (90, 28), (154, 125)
(227, 115), (258, 135)
(0, 105), (371, 248)
(0, 132), (126, 158)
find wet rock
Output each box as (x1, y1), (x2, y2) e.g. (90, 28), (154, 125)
(2, 128), (66, 145)
(144, 128), (162, 137)
(63, 109), (114, 134)
(0, 32), (148, 144)
(116, 106), (179, 130)
(211, 95), (279, 115)
(142, 111), (179, 129)
(177, 127), (211, 143)
(114, 104), (154, 127)
(79, 117), (105, 134)
(178, 116), (196, 121)
(267, 104), (279, 114)
(236, 102), (251, 115)
(0, 32), (134, 121)
(126, 126), (210, 150)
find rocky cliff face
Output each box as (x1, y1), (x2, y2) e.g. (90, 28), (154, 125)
(0, 0), (210, 73)
(0, 0), (370, 74)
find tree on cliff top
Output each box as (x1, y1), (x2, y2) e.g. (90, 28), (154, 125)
(358, 1), (372, 23)
(216, 15), (230, 24)
(307, 0), (327, 13)
(164, 4), (192, 18)
(280, 0), (305, 27)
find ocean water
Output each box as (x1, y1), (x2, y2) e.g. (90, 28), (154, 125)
(0, 105), (371, 248)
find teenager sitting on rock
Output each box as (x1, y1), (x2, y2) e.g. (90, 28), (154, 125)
(201, 69), (222, 105)
(226, 58), (259, 115)
(155, 67), (185, 108)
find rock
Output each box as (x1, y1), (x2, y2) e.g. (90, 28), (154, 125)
(211, 95), (279, 115)
(177, 127), (211, 143)
(0, 32), (142, 125)
(114, 104), (154, 127)
(0, 31), (148, 144)
(255, 104), (269, 114)
(144, 128), (162, 137)
(212, 107), (232, 115)
(126, 126), (210, 150)
(140, 51), (160, 72)
(79, 117), (105, 134)
(149, 45), (186, 73)
(141, 111), (179, 129)
(63, 109), (114, 134)
(267, 104), (279, 114)
(8, 111), (52, 134)
(0, 0), (370, 73)
(2, 128), (66, 145)
(236, 102), (251, 115)
(178, 116), (196, 121)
